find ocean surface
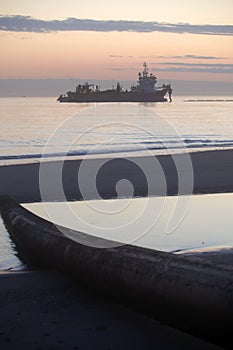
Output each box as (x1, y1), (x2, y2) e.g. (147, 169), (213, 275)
(0, 96), (233, 164)
(1, 96), (233, 269)
(24, 194), (233, 251)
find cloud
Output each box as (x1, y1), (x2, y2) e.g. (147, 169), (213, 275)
(156, 62), (233, 68)
(108, 62), (233, 74)
(0, 15), (233, 36)
(155, 67), (233, 74)
(158, 55), (225, 60)
(109, 67), (134, 71)
(109, 55), (123, 58)
(153, 62), (233, 74)
(179, 54), (224, 60)
(109, 54), (226, 60)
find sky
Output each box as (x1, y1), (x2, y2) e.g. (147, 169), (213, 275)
(0, 0), (233, 89)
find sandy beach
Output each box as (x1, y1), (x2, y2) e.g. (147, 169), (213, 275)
(1, 149), (233, 349)
(1, 149), (233, 202)
(0, 271), (223, 350)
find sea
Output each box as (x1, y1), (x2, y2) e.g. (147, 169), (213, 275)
(1, 96), (233, 270)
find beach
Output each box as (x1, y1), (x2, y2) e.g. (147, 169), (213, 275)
(0, 270), (223, 350)
(0, 149), (233, 349)
(1, 149), (233, 202)
(1, 0), (233, 347)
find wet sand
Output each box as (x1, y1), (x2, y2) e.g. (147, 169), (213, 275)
(0, 149), (233, 202)
(0, 271), (222, 350)
(1, 149), (233, 349)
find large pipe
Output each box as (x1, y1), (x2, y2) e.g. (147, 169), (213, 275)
(0, 195), (232, 347)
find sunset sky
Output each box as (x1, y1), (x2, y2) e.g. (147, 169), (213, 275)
(0, 0), (233, 84)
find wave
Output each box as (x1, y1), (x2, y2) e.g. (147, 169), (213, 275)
(1, 138), (233, 162)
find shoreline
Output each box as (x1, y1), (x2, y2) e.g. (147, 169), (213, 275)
(1, 149), (233, 202)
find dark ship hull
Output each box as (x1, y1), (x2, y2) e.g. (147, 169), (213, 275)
(57, 63), (173, 103)
(58, 88), (169, 103)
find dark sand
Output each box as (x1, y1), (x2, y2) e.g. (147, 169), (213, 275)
(1, 149), (233, 202)
(0, 271), (222, 350)
(0, 150), (233, 349)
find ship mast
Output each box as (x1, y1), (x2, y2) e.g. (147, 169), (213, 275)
(143, 62), (148, 78)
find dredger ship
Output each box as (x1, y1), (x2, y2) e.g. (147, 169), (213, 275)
(57, 62), (173, 103)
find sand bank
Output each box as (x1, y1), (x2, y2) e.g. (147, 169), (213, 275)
(0, 149), (233, 202)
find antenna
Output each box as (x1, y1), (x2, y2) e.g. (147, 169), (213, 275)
(143, 62), (148, 77)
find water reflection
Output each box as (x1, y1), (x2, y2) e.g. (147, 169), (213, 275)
(24, 193), (233, 252)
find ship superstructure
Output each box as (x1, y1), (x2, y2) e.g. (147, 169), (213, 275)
(57, 62), (172, 103)
(137, 62), (157, 92)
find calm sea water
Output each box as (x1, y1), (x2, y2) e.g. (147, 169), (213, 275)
(24, 194), (233, 252)
(1, 96), (233, 269)
(0, 96), (233, 164)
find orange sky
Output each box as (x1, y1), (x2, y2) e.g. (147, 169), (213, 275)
(1, 31), (232, 82)
(0, 0), (233, 82)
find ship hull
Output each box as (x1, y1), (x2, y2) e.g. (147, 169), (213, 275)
(57, 89), (169, 103)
